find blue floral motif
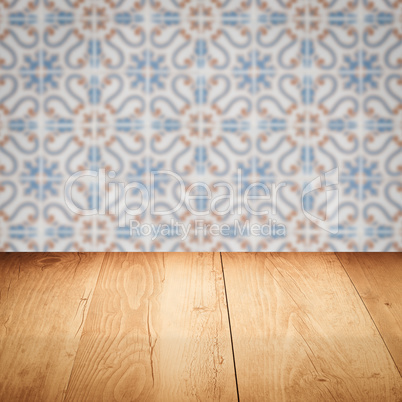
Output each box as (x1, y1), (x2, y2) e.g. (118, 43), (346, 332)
(342, 158), (381, 199)
(127, 158), (167, 195)
(234, 51), (275, 93)
(20, 51), (62, 94)
(21, 158), (62, 200)
(127, 51), (168, 93)
(341, 51), (381, 93)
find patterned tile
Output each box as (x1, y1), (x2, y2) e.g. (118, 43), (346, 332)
(43, 172), (96, 251)
(0, 122), (40, 178)
(0, 178), (39, 251)
(201, 127), (253, 178)
(97, 11), (146, 73)
(362, 179), (402, 251)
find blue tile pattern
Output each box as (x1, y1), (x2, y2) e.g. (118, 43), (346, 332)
(0, 0), (401, 251)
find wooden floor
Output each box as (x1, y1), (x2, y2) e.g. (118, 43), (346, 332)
(0, 253), (401, 401)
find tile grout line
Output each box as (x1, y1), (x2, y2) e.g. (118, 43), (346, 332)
(145, 2), (152, 252)
(196, 5), (203, 252)
(219, 252), (240, 402)
(92, 6), (99, 251)
(38, 5), (45, 251)
(62, 252), (108, 401)
(357, 3), (365, 251)
(334, 252), (402, 377)
(303, 0), (311, 252)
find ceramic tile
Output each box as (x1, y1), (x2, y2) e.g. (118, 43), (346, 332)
(0, 0), (401, 251)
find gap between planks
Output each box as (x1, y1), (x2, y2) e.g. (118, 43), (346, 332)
(221, 252), (402, 401)
(63, 253), (238, 401)
(335, 252), (402, 378)
(219, 252), (240, 402)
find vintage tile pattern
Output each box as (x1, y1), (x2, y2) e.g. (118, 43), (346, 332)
(0, 0), (401, 251)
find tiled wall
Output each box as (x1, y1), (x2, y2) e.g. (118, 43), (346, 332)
(0, 0), (401, 251)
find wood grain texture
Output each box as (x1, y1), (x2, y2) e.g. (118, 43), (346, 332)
(0, 252), (104, 402)
(65, 252), (237, 401)
(337, 252), (402, 375)
(222, 252), (402, 401)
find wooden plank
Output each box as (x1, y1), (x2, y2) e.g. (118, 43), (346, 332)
(337, 252), (402, 374)
(65, 252), (237, 401)
(0, 252), (104, 402)
(222, 252), (402, 401)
